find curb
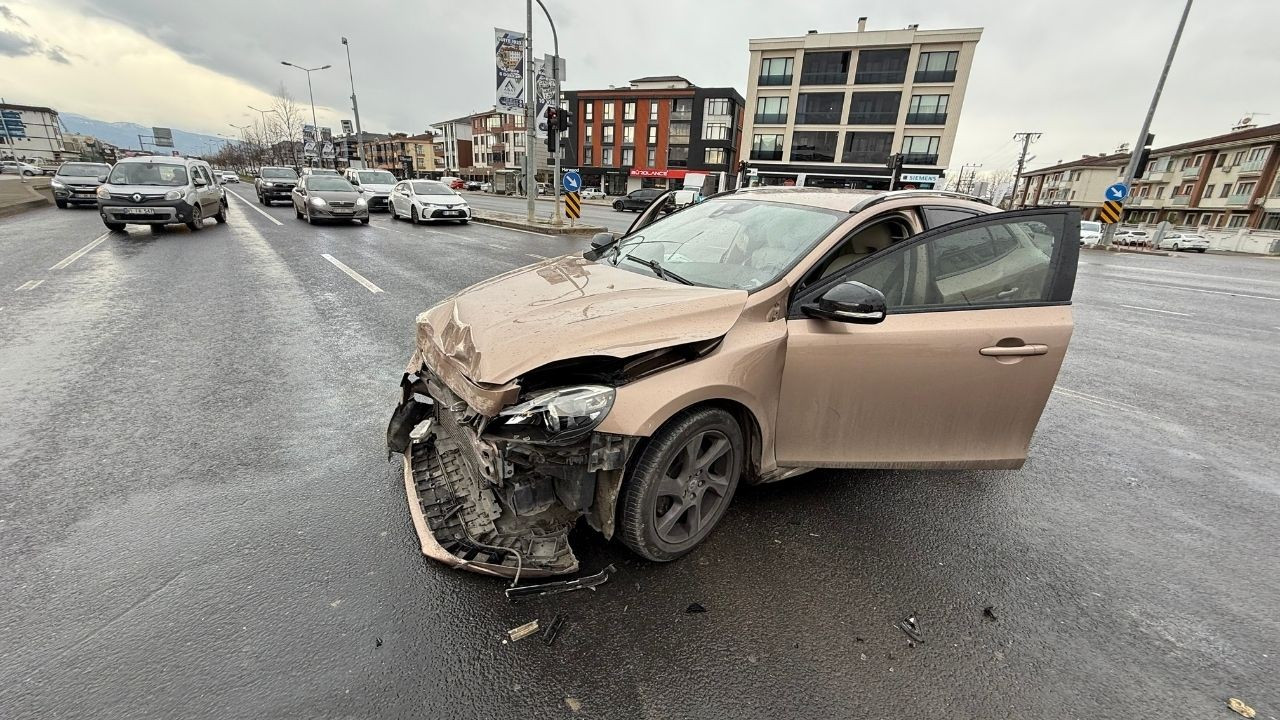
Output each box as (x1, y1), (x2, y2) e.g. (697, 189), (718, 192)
(0, 195), (50, 218)
(471, 212), (604, 236)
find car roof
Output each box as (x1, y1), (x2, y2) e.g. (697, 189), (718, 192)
(116, 156), (188, 166)
(731, 186), (991, 214)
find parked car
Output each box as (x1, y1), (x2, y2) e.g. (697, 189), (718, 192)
(389, 179), (471, 224)
(255, 166), (299, 206)
(612, 187), (666, 212)
(1079, 220), (1103, 247)
(464, 180), (483, 191)
(439, 176), (464, 190)
(1114, 229), (1150, 247)
(219, 171), (240, 183)
(580, 187), (606, 200)
(387, 187), (1080, 578)
(344, 168), (398, 211)
(96, 156), (226, 232)
(0, 159), (45, 176)
(50, 161), (111, 208)
(1158, 232), (1210, 253)
(480, 182), (493, 193)
(291, 174), (369, 225)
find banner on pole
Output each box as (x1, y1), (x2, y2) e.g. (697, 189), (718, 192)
(494, 28), (526, 116)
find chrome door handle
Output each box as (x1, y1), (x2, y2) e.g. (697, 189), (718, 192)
(980, 344), (1048, 357)
(996, 287), (1020, 299)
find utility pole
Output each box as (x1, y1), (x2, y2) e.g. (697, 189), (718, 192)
(524, 0), (537, 222)
(535, 0), (562, 226)
(1101, 0), (1193, 247)
(1012, 132), (1041, 207)
(281, 61), (332, 168)
(341, 38), (366, 168)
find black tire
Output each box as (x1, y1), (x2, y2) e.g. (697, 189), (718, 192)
(295, 204), (303, 219)
(618, 407), (744, 562)
(359, 217), (369, 224)
(458, 219), (469, 225)
(214, 201), (227, 224)
(1196, 248), (1206, 253)
(186, 204), (203, 231)
(22, 170), (34, 177)
(104, 222), (126, 232)
(55, 199), (67, 209)
(613, 202), (624, 212)
(1171, 243), (1180, 251)
(410, 205), (420, 225)
(151, 224), (165, 234)
(305, 207), (315, 224)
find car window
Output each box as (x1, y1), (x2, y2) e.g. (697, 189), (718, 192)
(306, 176), (355, 191)
(109, 162), (189, 186)
(922, 206), (981, 229)
(412, 181), (453, 195)
(842, 213), (1065, 311)
(261, 168), (298, 180)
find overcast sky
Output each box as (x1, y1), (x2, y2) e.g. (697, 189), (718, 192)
(1, 0), (1276, 177)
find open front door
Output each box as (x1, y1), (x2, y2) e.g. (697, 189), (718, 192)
(774, 208), (1080, 469)
(625, 191), (677, 235)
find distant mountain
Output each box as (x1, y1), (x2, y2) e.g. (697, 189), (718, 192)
(60, 113), (227, 157)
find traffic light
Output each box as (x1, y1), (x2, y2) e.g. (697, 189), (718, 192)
(557, 108), (573, 133)
(886, 153), (905, 189)
(1133, 133), (1155, 180)
(545, 106), (559, 152)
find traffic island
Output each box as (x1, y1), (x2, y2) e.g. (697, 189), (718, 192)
(471, 210), (605, 236)
(0, 177), (52, 218)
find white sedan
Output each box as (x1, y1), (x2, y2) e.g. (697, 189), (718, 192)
(1158, 232), (1210, 253)
(580, 187), (606, 200)
(389, 179), (471, 224)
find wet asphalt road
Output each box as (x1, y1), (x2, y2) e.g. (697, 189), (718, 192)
(1, 194), (1278, 719)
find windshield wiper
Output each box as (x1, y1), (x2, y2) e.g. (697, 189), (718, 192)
(621, 255), (695, 286)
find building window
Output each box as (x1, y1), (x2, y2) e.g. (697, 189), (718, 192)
(795, 92), (844, 124)
(622, 148), (634, 166)
(915, 51), (959, 82)
(906, 94), (949, 124)
(754, 96), (789, 124)
(583, 147), (592, 165)
(603, 102), (614, 121)
(602, 125), (614, 143)
(1204, 184), (1215, 197)
(584, 103), (593, 121)
(1248, 146), (1270, 162)
(1174, 182), (1194, 196)
(706, 98), (731, 116)
(669, 123), (690, 144)
(842, 131), (893, 164)
(623, 125), (635, 144)
(801, 51), (851, 85)
(901, 135), (940, 164)
(759, 56), (794, 86)
(668, 146), (689, 167)
(647, 148), (656, 165)
(705, 148), (727, 165)
(623, 102), (635, 121)
(703, 123), (729, 140)
(1220, 183), (1232, 198)
(847, 92), (900, 124)
(751, 134), (784, 161)
(602, 147), (613, 166)
(1156, 186), (1165, 198)
(647, 125), (657, 144)
(1227, 214), (1246, 228)
(1215, 154), (1226, 168)
(671, 98), (692, 121)
(790, 131), (838, 162)
(649, 100), (661, 121)
(854, 48), (909, 84)
(1235, 181), (1257, 195)
(585, 125), (593, 143)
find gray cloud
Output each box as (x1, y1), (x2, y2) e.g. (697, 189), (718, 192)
(0, 4), (29, 25)
(44, 45), (70, 64)
(0, 28), (39, 57)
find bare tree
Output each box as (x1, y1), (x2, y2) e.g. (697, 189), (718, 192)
(270, 83), (305, 168)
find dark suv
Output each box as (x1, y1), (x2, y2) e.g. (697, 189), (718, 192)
(612, 187), (665, 212)
(255, 166), (299, 206)
(51, 162), (111, 208)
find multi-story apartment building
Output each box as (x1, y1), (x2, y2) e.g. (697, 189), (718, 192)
(362, 132), (436, 179)
(428, 116), (473, 176)
(740, 20), (981, 189)
(1015, 153), (1128, 218)
(1, 102), (67, 163)
(562, 76), (745, 195)
(1127, 122), (1280, 231)
(469, 109), (528, 184)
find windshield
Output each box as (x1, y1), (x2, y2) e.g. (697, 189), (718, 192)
(412, 181), (455, 195)
(306, 176), (355, 191)
(308, 169), (340, 176)
(609, 198), (843, 290)
(358, 171), (396, 184)
(1080, 221), (1102, 232)
(108, 162), (189, 186)
(57, 163), (109, 177)
(261, 168), (298, 179)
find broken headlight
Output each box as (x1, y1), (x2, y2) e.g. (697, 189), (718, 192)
(490, 385), (614, 444)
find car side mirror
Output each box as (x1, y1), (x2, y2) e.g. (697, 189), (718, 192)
(194, 177), (208, 187)
(802, 281), (887, 324)
(583, 232), (619, 260)
(97, 174), (108, 183)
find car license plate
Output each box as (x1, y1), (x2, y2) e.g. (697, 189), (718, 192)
(123, 208), (155, 215)
(443, 210), (461, 216)
(332, 209), (352, 215)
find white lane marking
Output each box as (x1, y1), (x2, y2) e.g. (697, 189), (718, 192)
(225, 188), (283, 226)
(15, 279), (44, 291)
(1107, 278), (1280, 302)
(1118, 304), (1192, 317)
(526, 253), (548, 260)
(50, 232), (110, 271)
(1098, 264), (1280, 287)
(1053, 386), (1157, 418)
(321, 253), (384, 294)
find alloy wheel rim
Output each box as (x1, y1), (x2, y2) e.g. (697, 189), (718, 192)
(653, 429), (735, 544)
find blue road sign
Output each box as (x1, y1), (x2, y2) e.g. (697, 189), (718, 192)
(562, 170), (582, 193)
(1105, 182), (1129, 201)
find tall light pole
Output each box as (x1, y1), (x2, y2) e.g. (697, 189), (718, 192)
(249, 105), (287, 164)
(524, 0), (536, 222)
(340, 37), (366, 169)
(534, 0), (562, 225)
(281, 61), (332, 167)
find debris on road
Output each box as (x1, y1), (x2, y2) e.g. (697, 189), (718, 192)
(504, 564), (616, 599)
(542, 613), (567, 646)
(1227, 698), (1256, 718)
(686, 602), (707, 614)
(507, 620), (540, 642)
(983, 606), (998, 622)
(897, 614), (924, 644)
(565, 697), (583, 713)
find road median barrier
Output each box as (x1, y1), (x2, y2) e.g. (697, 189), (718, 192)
(471, 209), (604, 236)
(0, 177), (53, 218)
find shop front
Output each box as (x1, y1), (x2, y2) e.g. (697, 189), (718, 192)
(628, 167), (692, 193)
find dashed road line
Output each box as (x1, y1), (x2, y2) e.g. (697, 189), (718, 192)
(1118, 304), (1192, 317)
(1053, 386), (1157, 418)
(321, 253), (384, 294)
(225, 188), (284, 226)
(15, 279), (44, 291)
(526, 253), (548, 260)
(1107, 278), (1280, 302)
(50, 232), (110, 271)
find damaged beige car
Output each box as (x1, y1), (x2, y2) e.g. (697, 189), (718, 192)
(388, 187), (1079, 578)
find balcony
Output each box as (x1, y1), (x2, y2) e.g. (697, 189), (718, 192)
(800, 71), (849, 86)
(1227, 193), (1252, 206)
(1180, 166), (1201, 178)
(1142, 169), (1170, 182)
(1238, 157), (1267, 175)
(749, 150), (783, 161)
(670, 111), (691, 122)
(1171, 194), (1191, 205)
(914, 69), (957, 83)
(900, 153), (938, 165)
(794, 111), (842, 125)
(753, 113), (788, 125)
(848, 111), (898, 125)
(905, 112), (947, 125)
(758, 74), (793, 87)
(842, 150), (891, 164)
(1265, 196), (1280, 211)
(852, 70), (905, 85)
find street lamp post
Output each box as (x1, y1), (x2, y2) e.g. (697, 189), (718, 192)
(340, 37), (366, 168)
(534, 0), (562, 225)
(281, 61), (332, 168)
(248, 105), (289, 165)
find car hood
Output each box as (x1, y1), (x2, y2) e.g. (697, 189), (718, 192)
(415, 255), (748, 385)
(418, 193), (467, 206)
(55, 177), (101, 187)
(102, 184), (189, 196)
(359, 183), (395, 194)
(310, 190), (360, 202)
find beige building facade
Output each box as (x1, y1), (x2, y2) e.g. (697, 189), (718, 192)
(1015, 153), (1127, 219)
(741, 20), (981, 189)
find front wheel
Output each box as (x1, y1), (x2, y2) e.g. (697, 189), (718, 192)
(186, 205), (203, 231)
(359, 217), (369, 225)
(618, 407), (744, 562)
(55, 199), (67, 209)
(214, 201), (227, 224)
(104, 222), (126, 232)
(1196, 248), (1206, 253)
(1171, 243), (1180, 251)
(410, 205), (420, 225)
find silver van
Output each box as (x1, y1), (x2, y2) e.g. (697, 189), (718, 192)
(97, 156), (227, 232)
